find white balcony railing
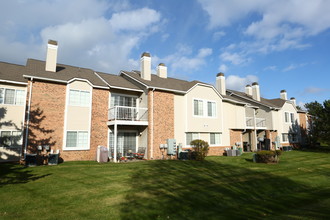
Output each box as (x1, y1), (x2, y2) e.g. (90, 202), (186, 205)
(108, 106), (148, 121)
(246, 117), (254, 127)
(256, 118), (266, 127)
(246, 117), (266, 128)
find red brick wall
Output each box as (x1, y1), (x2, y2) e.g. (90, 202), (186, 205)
(62, 88), (109, 161)
(230, 129), (242, 146)
(149, 90), (174, 159)
(27, 81), (66, 154)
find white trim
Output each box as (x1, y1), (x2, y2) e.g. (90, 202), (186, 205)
(24, 75), (67, 84)
(0, 129), (23, 148)
(186, 83), (223, 99)
(0, 87), (26, 106)
(222, 97), (248, 106)
(121, 71), (149, 88)
(209, 132), (222, 146)
(192, 98), (217, 118)
(0, 79), (28, 85)
(62, 85), (70, 151)
(185, 132), (200, 147)
(63, 130), (90, 151)
(24, 79), (33, 156)
(227, 91), (279, 110)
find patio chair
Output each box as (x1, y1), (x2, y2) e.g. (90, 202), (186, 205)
(133, 147), (146, 159)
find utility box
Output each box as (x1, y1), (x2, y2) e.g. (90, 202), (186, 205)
(167, 139), (176, 155)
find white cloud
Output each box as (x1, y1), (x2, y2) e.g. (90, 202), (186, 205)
(218, 64), (228, 73)
(212, 31), (226, 41)
(264, 65), (277, 71)
(282, 63), (307, 72)
(226, 75), (259, 91)
(220, 52), (250, 65)
(303, 87), (328, 94)
(0, 1), (163, 73)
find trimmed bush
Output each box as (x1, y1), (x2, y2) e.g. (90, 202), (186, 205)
(255, 150), (280, 163)
(190, 139), (209, 161)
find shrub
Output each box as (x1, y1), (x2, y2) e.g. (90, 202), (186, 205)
(255, 150), (280, 163)
(190, 139), (209, 161)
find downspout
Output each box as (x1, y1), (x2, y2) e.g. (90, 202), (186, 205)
(24, 78), (33, 158)
(150, 88), (155, 159)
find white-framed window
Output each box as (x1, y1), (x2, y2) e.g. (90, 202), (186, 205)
(0, 130), (22, 147)
(284, 112), (290, 123)
(290, 113), (295, 123)
(65, 131), (89, 149)
(282, 133), (289, 142)
(194, 99), (203, 116)
(111, 94), (137, 107)
(69, 89), (90, 107)
(193, 99), (216, 118)
(0, 88), (25, 105)
(207, 101), (216, 117)
(210, 133), (221, 146)
(186, 132), (199, 146)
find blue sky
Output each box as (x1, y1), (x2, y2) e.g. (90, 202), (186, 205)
(1, 0), (329, 107)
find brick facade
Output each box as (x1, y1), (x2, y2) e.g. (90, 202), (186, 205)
(230, 129), (242, 146)
(62, 88), (109, 161)
(27, 81), (66, 155)
(148, 90), (174, 159)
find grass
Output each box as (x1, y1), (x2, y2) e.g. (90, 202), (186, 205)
(0, 150), (329, 220)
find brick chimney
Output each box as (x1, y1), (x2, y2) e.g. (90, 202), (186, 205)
(252, 82), (260, 101)
(245, 84), (252, 96)
(45, 40), (58, 72)
(140, 52), (151, 81)
(280, 90), (287, 100)
(216, 72), (226, 96)
(157, 63), (167, 78)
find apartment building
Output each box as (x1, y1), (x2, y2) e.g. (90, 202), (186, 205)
(0, 40), (308, 162)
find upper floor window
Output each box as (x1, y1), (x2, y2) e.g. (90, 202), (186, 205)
(111, 94), (136, 107)
(193, 99), (216, 118)
(69, 89), (90, 107)
(290, 113), (295, 123)
(194, 100), (203, 116)
(284, 112), (289, 123)
(0, 88), (25, 105)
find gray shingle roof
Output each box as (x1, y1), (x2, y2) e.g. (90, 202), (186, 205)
(25, 59), (108, 87)
(96, 71), (142, 91)
(227, 89), (280, 108)
(0, 62), (27, 83)
(122, 71), (200, 92)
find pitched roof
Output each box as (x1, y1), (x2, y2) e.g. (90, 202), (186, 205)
(226, 89), (279, 108)
(24, 59), (107, 88)
(95, 72), (142, 91)
(0, 62), (27, 84)
(267, 98), (287, 108)
(121, 71), (200, 93)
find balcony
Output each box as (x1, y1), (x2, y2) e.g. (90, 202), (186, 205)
(107, 106), (148, 126)
(246, 117), (266, 129)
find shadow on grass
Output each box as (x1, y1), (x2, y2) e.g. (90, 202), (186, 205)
(120, 159), (330, 219)
(0, 164), (51, 187)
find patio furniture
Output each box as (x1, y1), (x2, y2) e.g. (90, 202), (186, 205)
(133, 147), (146, 159)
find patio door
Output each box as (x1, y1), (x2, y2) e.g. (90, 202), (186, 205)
(109, 131), (137, 157)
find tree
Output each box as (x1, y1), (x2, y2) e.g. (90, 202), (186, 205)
(190, 139), (209, 161)
(304, 100), (330, 146)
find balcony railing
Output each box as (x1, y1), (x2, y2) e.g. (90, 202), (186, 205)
(246, 117), (266, 128)
(108, 106), (148, 121)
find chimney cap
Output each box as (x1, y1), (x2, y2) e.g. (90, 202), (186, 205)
(217, 72), (225, 77)
(158, 63), (166, 66)
(141, 52), (151, 57)
(252, 82), (259, 86)
(280, 89), (287, 93)
(290, 97), (295, 100)
(246, 84), (251, 87)
(48, 40), (58, 46)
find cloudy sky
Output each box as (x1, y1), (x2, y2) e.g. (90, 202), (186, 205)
(1, 0), (329, 106)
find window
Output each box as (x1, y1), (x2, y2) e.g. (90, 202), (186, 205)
(284, 112), (289, 123)
(290, 113), (295, 123)
(69, 89), (90, 107)
(207, 101), (216, 117)
(210, 133), (221, 145)
(282, 133), (289, 142)
(186, 132), (199, 145)
(194, 100), (203, 116)
(0, 131), (22, 147)
(0, 88), (25, 105)
(111, 94), (136, 107)
(66, 131), (89, 148)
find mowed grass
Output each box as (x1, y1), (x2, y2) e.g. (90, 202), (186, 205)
(0, 150), (329, 220)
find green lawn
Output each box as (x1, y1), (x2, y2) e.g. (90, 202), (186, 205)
(1, 150), (329, 220)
